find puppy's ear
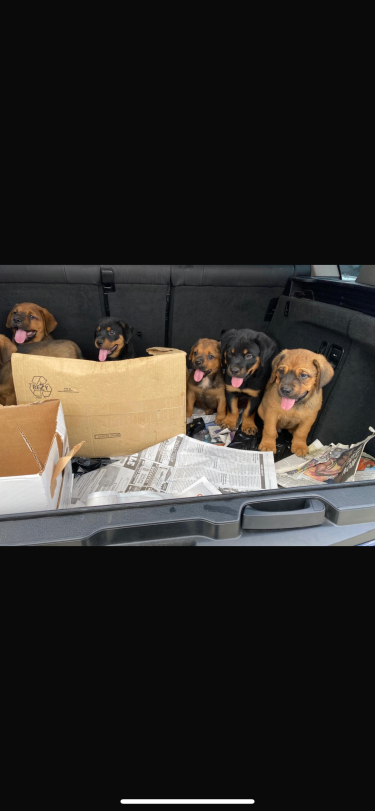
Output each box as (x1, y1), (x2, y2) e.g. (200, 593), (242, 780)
(0, 335), (17, 366)
(269, 351), (287, 385)
(220, 330), (236, 366)
(255, 332), (279, 366)
(6, 306), (17, 328)
(39, 307), (58, 334)
(313, 355), (334, 390)
(189, 342), (198, 361)
(118, 322), (134, 343)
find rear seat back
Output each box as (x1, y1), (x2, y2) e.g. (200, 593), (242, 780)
(269, 294), (375, 455)
(0, 265), (105, 360)
(169, 265), (311, 353)
(104, 265), (171, 356)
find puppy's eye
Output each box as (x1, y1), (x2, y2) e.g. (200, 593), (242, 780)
(278, 368), (284, 376)
(208, 354), (214, 360)
(194, 351), (198, 356)
(109, 330), (115, 335)
(29, 315), (35, 320)
(300, 373), (309, 380)
(247, 353), (253, 359)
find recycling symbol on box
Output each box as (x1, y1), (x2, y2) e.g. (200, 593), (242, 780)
(29, 376), (52, 399)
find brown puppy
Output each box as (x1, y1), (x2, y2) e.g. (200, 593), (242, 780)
(258, 349), (334, 457)
(187, 339), (227, 425)
(17, 340), (82, 360)
(6, 302), (82, 357)
(0, 335), (18, 406)
(7, 302), (58, 345)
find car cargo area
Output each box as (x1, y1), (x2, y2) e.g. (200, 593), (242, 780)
(1, 264), (375, 546)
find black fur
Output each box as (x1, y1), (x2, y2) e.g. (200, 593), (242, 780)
(221, 328), (279, 427)
(94, 318), (135, 360)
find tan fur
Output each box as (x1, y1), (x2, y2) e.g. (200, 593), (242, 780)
(7, 303), (58, 343)
(221, 398), (240, 431)
(20, 340), (82, 360)
(241, 399), (258, 435)
(226, 385), (261, 397)
(187, 339), (227, 425)
(258, 349), (334, 456)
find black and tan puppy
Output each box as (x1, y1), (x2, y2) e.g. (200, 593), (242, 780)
(7, 302), (58, 344)
(221, 329), (278, 434)
(0, 334), (17, 406)
(95, 318), (135, 361)
(258, 349), (334, 457)
(6, 302), (82, 357)
(187, 339), (227, 425)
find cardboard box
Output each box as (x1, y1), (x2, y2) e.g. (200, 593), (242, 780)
(12, 348), (187, 458)
(0, 400), (84, 515)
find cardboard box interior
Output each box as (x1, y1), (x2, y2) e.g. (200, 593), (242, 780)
(0, 400), (62, 477)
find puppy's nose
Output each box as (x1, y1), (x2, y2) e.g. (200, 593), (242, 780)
(231, 367), (240, 375)
(96, 337), (104, 346)
(281, 386), (293, 396)
(13, 316), (22, 325)
(195, 359), (203, 366)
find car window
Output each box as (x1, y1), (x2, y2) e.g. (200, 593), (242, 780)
(339, 265), (362, 281)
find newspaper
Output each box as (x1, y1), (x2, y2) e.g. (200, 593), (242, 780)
(71, 434), (277, 507)
(79, 477), (221, 507)
(276, 429), (375, 488)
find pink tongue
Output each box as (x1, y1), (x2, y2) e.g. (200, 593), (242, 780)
(15, 329), (28, 344)
(231, 377), (244, 388)
(281, 397), (296, 411)
(194, 370), (205, 382)
(99, 349), (110, 362)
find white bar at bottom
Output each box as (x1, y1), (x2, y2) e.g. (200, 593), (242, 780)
(120, 802), (255, 805)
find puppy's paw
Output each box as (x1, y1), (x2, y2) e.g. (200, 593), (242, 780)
(292, 442), (309, 458)
(215, 414), (227, 427)
(241, 418), (258, 436)
(259, 441), (277, 454)
(221, 414), (238, 431)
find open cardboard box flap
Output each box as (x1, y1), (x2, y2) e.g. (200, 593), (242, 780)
(0, 400), (62, 478)
(12, 348), (187, 457)
(0, 400), (82, 515)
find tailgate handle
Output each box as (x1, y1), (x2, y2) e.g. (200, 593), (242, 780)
(242, 498), (325, 531)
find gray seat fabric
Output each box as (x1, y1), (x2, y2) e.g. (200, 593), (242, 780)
(0, 265), (105, 360)
(269, 295), (375, 455)
(105, 265), (172, 356)
(169, 265), (311, 353)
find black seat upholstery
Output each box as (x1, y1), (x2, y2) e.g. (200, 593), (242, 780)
(104, 265), (171, 356)
(169, 265), (311, 353)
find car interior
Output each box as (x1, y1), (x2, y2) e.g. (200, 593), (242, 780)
(1, 263), (375, 546)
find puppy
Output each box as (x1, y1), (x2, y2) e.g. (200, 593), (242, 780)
(7, 303), (57, 344)
(0, 335), (18, 406)
(221, 329), (278, 434)
(95, 318), (135, 361)
(187, 339), (227, 425)
(258, 349), (335, 457)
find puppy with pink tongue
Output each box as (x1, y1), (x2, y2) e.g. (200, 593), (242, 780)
(7, 303), (58, 345)
(220, 328), (279, 436)
(259, 349), (335, 457)
(94, 318), (135, 362)
(186, 338), (227, 426)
